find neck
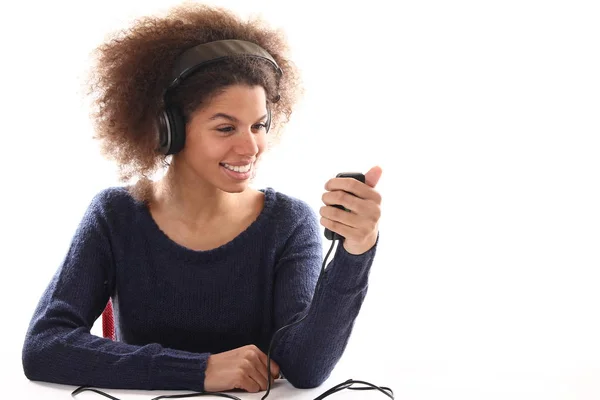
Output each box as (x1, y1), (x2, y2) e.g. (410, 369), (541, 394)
(152, 159), (242, 225)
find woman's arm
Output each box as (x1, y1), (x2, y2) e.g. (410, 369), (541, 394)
(270, 204), (378, 388)
(22, 193), (210, 391)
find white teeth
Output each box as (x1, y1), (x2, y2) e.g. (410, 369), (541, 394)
(223, 163), (252, 173)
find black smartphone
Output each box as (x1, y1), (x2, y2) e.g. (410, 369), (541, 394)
(324, 172), (366, 241)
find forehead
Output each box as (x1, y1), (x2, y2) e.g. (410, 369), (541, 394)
(205, 84), (267, 109)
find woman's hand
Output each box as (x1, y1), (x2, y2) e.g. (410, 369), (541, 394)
(204, 345), (280, 392)
(320, 166), (383, 255)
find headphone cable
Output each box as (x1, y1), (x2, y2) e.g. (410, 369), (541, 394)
(73, 239), (393, 400)
(261, 238), (393, 399)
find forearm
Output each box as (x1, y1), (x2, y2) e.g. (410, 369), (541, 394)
(23, 308), (209, 391)
(273, 281), (368, 388)
(273, 242), (376, 388)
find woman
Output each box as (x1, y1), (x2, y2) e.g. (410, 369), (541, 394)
(22, 3), (383, 394)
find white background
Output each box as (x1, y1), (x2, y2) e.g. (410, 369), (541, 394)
(1, 0), (599, 399)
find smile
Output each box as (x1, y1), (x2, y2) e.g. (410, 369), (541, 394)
(221, 163), (253, 173)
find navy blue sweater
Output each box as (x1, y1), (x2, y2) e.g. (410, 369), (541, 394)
(22, 186), (377, 391)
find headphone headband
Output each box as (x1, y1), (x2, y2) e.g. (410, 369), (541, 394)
(167, 39), (282, 90)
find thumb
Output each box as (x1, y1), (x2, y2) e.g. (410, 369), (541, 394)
(365, 166), (383, 188)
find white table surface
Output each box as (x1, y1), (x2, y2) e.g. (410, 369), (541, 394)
(8, 365), (396, 400)
(7, 348), (600, 400)
(4, 345), (397, 400)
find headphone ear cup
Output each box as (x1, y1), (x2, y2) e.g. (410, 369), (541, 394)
(157, 110), (172, 155)
(167, 107), (186, 154)
(158, 106), (186, 155)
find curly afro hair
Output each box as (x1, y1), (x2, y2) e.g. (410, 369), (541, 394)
(86, 3), (301, 187)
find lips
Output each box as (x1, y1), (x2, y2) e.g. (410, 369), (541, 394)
(220, 162), (253, 181)
(220, 162), (253, 173)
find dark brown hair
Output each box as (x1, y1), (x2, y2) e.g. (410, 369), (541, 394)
(86, 3), (301, 188)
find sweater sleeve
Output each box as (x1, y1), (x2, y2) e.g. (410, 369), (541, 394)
(270, 202), (378, 388)
(21, 191), (210, 391)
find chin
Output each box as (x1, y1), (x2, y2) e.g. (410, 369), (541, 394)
(217, 163), (256, 193)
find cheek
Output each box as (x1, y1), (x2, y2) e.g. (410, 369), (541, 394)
(183, 129), (202, 151)
(183, 134), (222, 161)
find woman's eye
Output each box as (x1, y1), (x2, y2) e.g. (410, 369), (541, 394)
(216, 124), (266, 133)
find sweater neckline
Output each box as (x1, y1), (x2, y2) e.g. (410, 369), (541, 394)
(134, 187), (276, 262)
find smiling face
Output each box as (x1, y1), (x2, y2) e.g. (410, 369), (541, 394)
(174, 84), (269, 193)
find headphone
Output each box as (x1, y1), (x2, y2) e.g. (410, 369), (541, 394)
(157, 39), (283, 155)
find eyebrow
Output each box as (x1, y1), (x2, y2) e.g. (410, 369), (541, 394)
(209, 113), (268, 123)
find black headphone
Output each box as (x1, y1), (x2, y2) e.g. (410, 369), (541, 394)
(157, 39), (283, 155)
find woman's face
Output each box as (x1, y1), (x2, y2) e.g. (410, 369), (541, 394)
(176, 84), (269, 193)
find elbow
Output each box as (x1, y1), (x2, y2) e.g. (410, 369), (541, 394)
(22, 338), (41, 381)
(22, 333), (54, 382)
(283, 369), (331, 389)
(277, 351), (339, 388)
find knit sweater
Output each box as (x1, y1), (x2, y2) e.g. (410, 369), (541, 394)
(22, 186), (377, 391)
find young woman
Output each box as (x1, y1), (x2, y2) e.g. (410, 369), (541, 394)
(22, 3), (383, 394)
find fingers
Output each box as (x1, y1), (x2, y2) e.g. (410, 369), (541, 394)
(364, 165), (383, 188)
(321, 193), (380, 224)
(324, 177), (382, 205)
(244, 360), (268, 392)
(319, 197), (380, 241)
(254, 348), (280, 379)
(206, 345), (283, 393)
(270, 359), (281, 379)
(234, 372), (261, 392)
(242, 346), (280, 392)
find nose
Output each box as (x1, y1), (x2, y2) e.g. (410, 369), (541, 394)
(235, 127), (260, 156)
